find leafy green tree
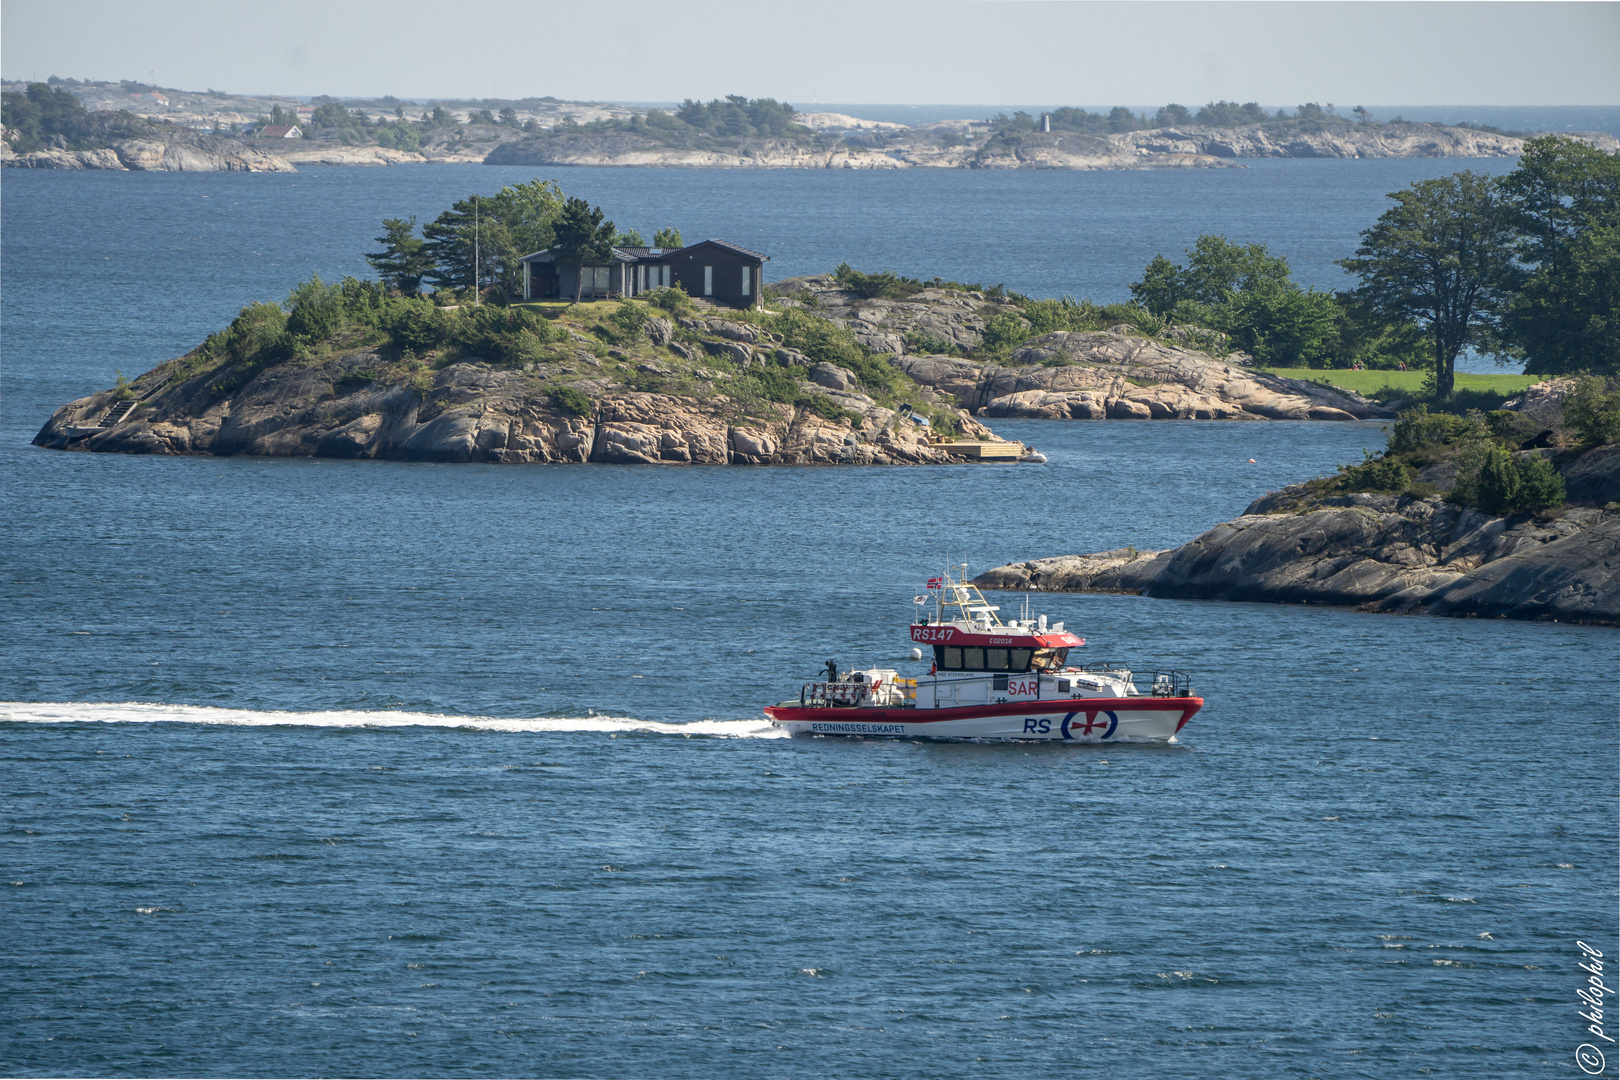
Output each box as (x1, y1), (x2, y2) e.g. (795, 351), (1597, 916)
(1455, 446), (1565, 515)
(1, 82), (89, 151)
(652, 227), (683, 249)
(1216, 284), (1341, 367)
(1129, 255), (1184, 316)
(1561, 376), (1620, 446)
(980, 311), (1033, 351)
(1131, 235), (1294, 314)
(365, 217), (431, 296)
(499, 107), (519, 127)
(487, 178), (566, 285)
(1339, 172), (1516, 398)
(675, 96), (799, 137)
(374, 120), (421, 152)
(421, 180), (564, 297)
(613, 228), (646, 247)
(1107, 107), (1142, 133)
(1497, 136), (1620, 376)
(469, 108), (496, 125)
(284, 275), (346, 342)
(551, 197), (616, 303)
(311, 102), (357, 129)
(1195, 101), (1268, 126)
(1155, 104), (1193, 127)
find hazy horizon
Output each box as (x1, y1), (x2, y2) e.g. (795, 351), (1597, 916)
(4, 1), (1616, 107)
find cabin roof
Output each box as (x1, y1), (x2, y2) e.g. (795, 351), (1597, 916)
(520, 239), (770, 266)
(676, 238), (770, 262)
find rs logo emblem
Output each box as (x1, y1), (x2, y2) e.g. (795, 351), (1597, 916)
(1061, 711), (1118, 740)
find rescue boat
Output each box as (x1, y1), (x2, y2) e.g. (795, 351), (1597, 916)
(764, 567), (1202, 742)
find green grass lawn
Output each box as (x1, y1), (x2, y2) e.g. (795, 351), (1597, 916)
(1258, 368), (1537, 397)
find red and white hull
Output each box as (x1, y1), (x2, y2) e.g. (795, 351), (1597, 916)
(764, 697), (1201, 742)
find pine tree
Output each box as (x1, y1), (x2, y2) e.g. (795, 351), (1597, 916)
(552, 197), (616, 303)
(364, 218), (431, 296)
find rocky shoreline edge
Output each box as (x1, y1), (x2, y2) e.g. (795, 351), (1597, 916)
(972, 445), (1620, 626)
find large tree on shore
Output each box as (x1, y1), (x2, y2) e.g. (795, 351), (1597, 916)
(551, 197), (616, 303)
(419, 179), (565, 298)
(364, 217), (432, 296)
(1339, 172), (1516, 398)
(1497, 136), (1620, 377)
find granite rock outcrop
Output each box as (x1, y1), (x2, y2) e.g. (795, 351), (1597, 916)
(2, 122), (296, 172)
(773, 275), (1391, 422)
(34, 330), (1010, 468)
(973, 446), (1620, 625)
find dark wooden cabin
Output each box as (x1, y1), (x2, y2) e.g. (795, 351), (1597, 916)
(520, 239), (768, 309)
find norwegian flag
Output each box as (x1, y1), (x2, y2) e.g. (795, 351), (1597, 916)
(927, 576), (945, 589)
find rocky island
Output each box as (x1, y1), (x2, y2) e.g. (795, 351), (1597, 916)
(33, 255), (1409, 468)
(32, 292), (1000, 466)
(974, 386), (1620, 625)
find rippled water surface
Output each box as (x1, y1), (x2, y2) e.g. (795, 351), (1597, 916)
(2, 164), (1615, 1078)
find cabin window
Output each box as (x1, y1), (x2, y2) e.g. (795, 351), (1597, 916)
(1030, 648), (1070, 671)
(935, 644), (1033, 671)
(703, 265), (713, 296)
(742, 266), (752, 296)
(662, 266), (671, 287)
(1058, 678), (1071, 694)
(993, 674), (1008, 691)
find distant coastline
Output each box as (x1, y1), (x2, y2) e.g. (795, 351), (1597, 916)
(7, 80), (1617, 172)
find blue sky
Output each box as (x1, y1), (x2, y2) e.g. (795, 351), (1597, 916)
(4, 1), (1617, 106)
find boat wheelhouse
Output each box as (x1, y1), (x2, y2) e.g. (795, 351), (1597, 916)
(764, 568), (1202, 742)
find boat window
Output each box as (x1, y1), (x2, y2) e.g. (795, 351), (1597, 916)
(1009, 648), (1032, 671)
(1057, 678), (1071, 694)
(962, 647), (985, 670)
(1031, 648), (1070, 671)
(987, 648), (1009, 670)
(993, 674), (1008, 691)
(942, 646), (962, 669)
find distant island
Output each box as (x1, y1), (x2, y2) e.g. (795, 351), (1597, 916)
(7, 80), (1617, 171)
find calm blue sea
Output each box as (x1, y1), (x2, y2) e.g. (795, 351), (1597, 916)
(1, 162), (1615, 1079)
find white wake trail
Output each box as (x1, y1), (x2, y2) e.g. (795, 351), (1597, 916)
(0, 701), (787, 739)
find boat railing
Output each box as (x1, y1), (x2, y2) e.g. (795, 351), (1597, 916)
(1073, 661), (1133, 678)
(1142, 670), (1195, 698)
(1070, 663), (1192, 697)
(800, 679), (916, 708)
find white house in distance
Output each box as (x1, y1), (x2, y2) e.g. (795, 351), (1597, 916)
(259, 124), (302, 139)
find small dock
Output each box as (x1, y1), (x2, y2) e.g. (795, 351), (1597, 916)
(936, 440), (1026, 461)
